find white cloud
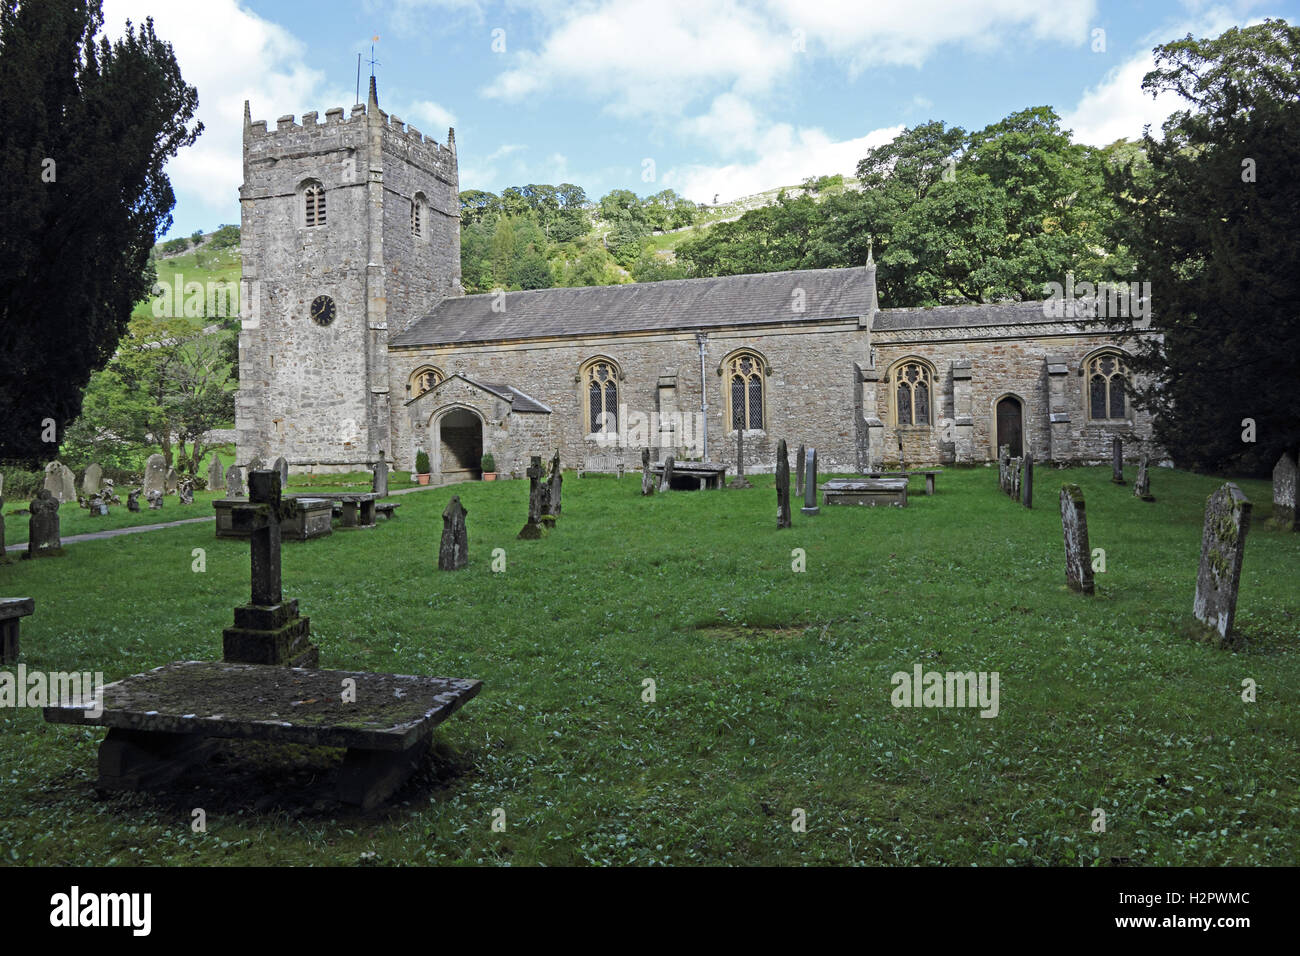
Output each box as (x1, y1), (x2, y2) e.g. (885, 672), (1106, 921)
(100, 0), (351, 231)
(401, 99), (458, 132)
(664, 124), (903, 205)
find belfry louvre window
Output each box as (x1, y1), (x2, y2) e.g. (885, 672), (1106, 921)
(584, 361), (619, 433)
(1088, 352), (1129, 421)
(304, 184), (326, 227)
(894, 361), (933, 426)
(411, 194), (426, 239)
(727, 352), (765, 430)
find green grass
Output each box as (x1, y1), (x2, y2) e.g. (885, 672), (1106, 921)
(1, 465), (1296, 866)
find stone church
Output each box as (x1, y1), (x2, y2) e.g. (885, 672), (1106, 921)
(236, 80), (1157, 480)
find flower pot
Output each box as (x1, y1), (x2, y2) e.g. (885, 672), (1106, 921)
(483, 472), (497, 481)
(417, 473), (430, 485)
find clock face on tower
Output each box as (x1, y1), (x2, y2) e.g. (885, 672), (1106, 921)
(310, 295), (336, 327)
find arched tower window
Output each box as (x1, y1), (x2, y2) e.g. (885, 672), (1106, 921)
(890, 359), (934, 426)
(411, 192), (427, 240)
(582, 358), (620, 434)
(301, 181), (327, 228)
(726, 351), (766, 431)
(1087, 351), (1130, 421)
(408, 365), (443, 398)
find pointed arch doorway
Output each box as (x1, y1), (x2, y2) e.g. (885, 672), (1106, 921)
(995, 396), (1024, 458)
(434, 407), (483, 480)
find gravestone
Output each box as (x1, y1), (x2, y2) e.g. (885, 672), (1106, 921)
(1059, 484), (1094, 595)
(222, 470), (319, 667)
(25, 490), (62, 559)
(273, 456), (289, 489)
(1193, 483), (1252, 643)
(82, 463), (103, 498)
(439, 495), (469, 571)
(1022, 453), (1033, 509)
(207, 456), (224, 492)
(729, 430), (752, 489)
(518, 456), (548, 539)
(127, 489), (141, 512)
(88, 493), (106, 517)
(164, 467), (178, 495)
(43, 461), (77, 504)
(248, 456), (265, 472)
(1271, 452), (1298, 531)
(179, 478), (195, 505)
(796, 443), (805, 498)
(102, 479), (120, 505)
(372, 460), (389, 498)
(776, 440), (792, 529)
(1010, 457), (1021, 500)
(142, 454), (167, 497)
(801, 448), (819, 516)
(1133, 454), (1155, 502)
(659, 456), (675, 493)
(998, 445), (1010, 493)
(147, 490), (163, 510)
(640, 448), (655, 496)
(1111, 437), (1125, 484)
(547, 450), (562, 517)
(226, 465), (245, 498)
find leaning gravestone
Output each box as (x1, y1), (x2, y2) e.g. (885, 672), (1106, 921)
(776, 439), (792, 530)
(1193, 483), (1252, 643)
(729, 430), (752, 489)
(547, 450), (562, 517)
(1111, 437), (1125, 484)
(81, 463), (103, 498)
(659, 456), (675, 493)
(1133, 454), (1155, 502)
(226, 466), (245, 498)
(518, 456), (548, 539)
(640, 448), (655, 496)
(372, 460), (389, 498)
(25, 490), (62, 559)
(147, 490), (163, 511)
(127, 489), (141, 512)
(439, 495), (469, 571)
(273, 456), (289, 489)
(207, 456), (224, 493)
(142, 453), (167, 498)
(1059, 484), (1094, 595)
(1271, 452), (1298, 531)
(1021, 453), (1033, 509)
(164, 467), (179, 495)
(801, 448), (819, 516)
(796, 443), (805, 498)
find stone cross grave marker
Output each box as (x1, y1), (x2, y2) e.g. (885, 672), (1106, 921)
(776, 439), (792, 529)
(439, 495), (469, 571)
(1111, 437), (1125, 484)
(547, 450), (563, 517)
(226, 465), (245, 498)
(222, 470), (319, 667)
(207, 456), (224, 492)
(142, 453), (167, 498)
(1193, 483), (1252, 643)
(801, 448), (820, 515)
(641, 448), (655, 496)
(518, 456), (548, 539)
(1059, 484), (1095, 595)
(729, 430), (753, 489)
(372, 459), (389, 497)
(796, 443), (805, 498)
(26, 490), (62, 559)
(1133, 454), (1154, 502)
(1022, 453), (1033, 509)
(1272, 452), (1298, 531)
(659, 455), (675, 493)
(81, 463), (102, 498)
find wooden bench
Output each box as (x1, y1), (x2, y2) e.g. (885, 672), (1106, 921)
(1, 597), (34, 664)
(375, 502), (400, 520)
(44, 660), (482, 809)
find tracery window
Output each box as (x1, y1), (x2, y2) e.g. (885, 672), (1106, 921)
(727, 351), (765, 431)
(1087, 352), (1129, 421)
(583, 359), (620, 434)
(408, 366), (443, 397)
(892, 360), (933, 426)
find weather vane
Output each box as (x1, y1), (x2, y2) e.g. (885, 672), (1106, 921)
(356, 35), (380, 104)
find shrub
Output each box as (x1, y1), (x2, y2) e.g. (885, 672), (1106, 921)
(480, 452), (496, 472)
(415, 450), (431, 475)
(0, 467), (45, 503)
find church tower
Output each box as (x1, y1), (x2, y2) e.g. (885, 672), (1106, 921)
(236, 78), (461, 472)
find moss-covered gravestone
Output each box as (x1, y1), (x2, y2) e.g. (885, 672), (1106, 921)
(207, 455), (224, 492)
(1133, 454), (1154, 502)
(439, 495), (468, 571)
(659, 455), (675, 493)
(1272, 452), (1298, 531)
(222, 470), (319, 667)
(518, 456), (548, 539)
(795, 443), (805, 498)
(640, 447), (655, 496)
(25, 490), (63, 559)
(547, 450), (562, 517)
(1193, 483), (1252, 643)
(801, 448), (819, 515)
(1021, 453), (1033, 509)
(1059, 484), (1094, 595)
(776, 439), (792, 529)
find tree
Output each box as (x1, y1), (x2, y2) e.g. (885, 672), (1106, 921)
(1108, 19), (1300, 473)
(0, 1), (201, 462)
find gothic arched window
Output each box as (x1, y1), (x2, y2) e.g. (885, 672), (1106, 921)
(411, 193), (427, 239)
(302, 181), (326, 228)
(1087, 351), (1129, 421)
(892, 360), (934, 426)
(726, 351), (766, 431)
(583, 359), (620, 434)
(408, 365), (443, 398)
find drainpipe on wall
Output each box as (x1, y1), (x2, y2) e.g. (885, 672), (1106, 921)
(695, 332), (709, 460)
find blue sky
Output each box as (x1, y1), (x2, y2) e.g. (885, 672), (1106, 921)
(97, 0), (1294, 239)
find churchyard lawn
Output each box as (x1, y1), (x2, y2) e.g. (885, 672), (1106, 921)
(1, 465), (1295, 866)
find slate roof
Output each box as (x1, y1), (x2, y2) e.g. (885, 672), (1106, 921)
(391, 267), (874, 347)
(873, 299), (1097, 330)
(407, 374), (552, 413)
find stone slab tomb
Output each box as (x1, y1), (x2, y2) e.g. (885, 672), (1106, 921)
(1059, 484), (1095, 595)
(1193, 483), (1252, 643)
(650, 459), (726, 490)
(821, 478), (907, 508)
(0, 597), (35, 664)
